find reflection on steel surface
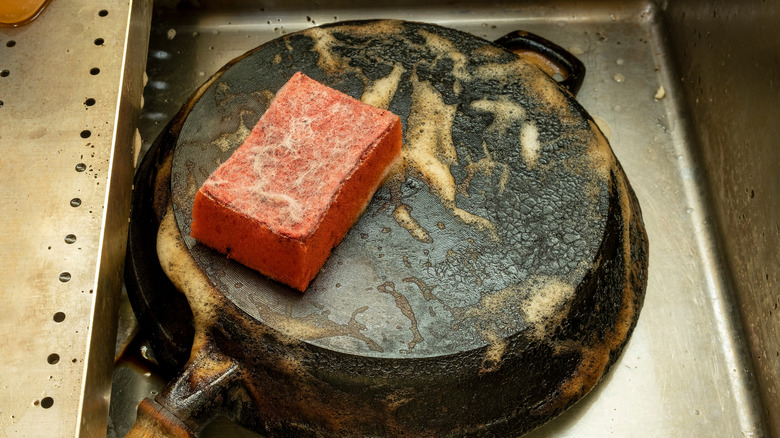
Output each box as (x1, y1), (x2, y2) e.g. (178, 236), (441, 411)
(0, 0), (152, 436)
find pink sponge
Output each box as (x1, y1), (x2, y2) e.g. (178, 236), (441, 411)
(190, 72), (403, 291)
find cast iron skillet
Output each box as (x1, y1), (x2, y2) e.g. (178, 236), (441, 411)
(125, 20), (648, 437)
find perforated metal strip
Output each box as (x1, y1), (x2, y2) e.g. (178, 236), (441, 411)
(0, 1), (151, 436)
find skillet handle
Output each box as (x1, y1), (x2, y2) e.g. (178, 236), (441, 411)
(126, 343), (243, 437)
(126, 398), (197, 438)
(494, 30), (585, 96)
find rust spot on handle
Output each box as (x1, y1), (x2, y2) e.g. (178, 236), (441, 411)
(126, 398), (197, 438)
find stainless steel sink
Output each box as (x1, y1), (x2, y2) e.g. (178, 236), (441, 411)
(108, 0), (780, 436)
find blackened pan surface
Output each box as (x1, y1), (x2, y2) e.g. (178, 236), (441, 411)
(171, 19), (621, 359)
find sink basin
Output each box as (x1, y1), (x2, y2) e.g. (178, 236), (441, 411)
(108, 1), (779, 436)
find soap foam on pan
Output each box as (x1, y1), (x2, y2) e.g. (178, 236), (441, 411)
(405, 73), (500, 241)
(302, 24), (502, 241)
(303, 23), (586, 243)
(360, 63), (406, 110)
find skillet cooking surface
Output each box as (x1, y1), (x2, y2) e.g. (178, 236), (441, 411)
(170, 20), (612, 359)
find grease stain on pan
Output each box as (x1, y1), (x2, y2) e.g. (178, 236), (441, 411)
(520, 278), (576, 340)
(158, 206), (403, 433)
(533, 172), (645, 417)
(527, 68), (575, 120)
(360, 63), (405, 110)
(414, 28), (533, 89)
(157, 206), (223, 335)
(304, 21), (406, 77)
(470, 96), (526, 134)
(158, 207), (383, 354)
(417, 29), (471, 83)
(405, 71), (500, 241)
(478, 329), (506, 374)
(209, 108), (254, 153)
(456, 277), (576, 341)
(403, 275), (580, 374)
(392, 204), (432, 243)
(520, 122), (541, 168)
(404, 72), (459, 202)
(470, 96), (543, 170)
(322, 19), (405, 40)
(246, 293), (384, 353)
(402, 276), (437, 301)
(591, 115), (613, 142)
(215, 81), (245, 107)
(377, 281), (424, 354)
(458, 142), (510, 197)
(305, 24), (504, 243)
(169, 159), (199, 218)
(585, 120), (618, 181)
(255, 89), (275, 104)
(305, 27), (343, 75)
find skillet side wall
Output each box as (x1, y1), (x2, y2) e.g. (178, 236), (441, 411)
(153, 167), (646, 436)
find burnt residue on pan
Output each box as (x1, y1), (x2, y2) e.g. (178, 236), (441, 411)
(170, 19), (617, 359)
(126, 19), (648, 437)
